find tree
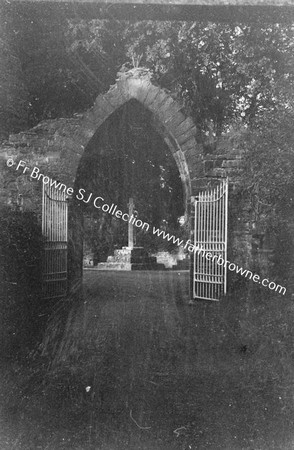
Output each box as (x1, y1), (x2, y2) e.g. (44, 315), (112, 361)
(6, 8), (294, 146)
(226, 80), (294, 280)
(64, 20), (294, 148)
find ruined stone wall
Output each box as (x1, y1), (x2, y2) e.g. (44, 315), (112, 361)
(0, 113), (264, 284)
(0, 116), (85, 213)
(0, 70), (276, 292)
(202, 139), (274, 281)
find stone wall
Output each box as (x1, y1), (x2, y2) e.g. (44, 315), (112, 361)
(0, 69), (275, 293)
(0, 110), (259, 284)
(202, 138), (274, 280)
(0, 69), (205, 213)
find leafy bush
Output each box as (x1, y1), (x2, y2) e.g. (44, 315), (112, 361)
(0, 207), (44, 357)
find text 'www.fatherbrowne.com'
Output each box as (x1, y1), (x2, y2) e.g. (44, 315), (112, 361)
(152, 227), (286, 295)
(6, 159), (287, 296)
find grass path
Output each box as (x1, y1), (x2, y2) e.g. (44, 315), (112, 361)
(0, 270), (294, 449)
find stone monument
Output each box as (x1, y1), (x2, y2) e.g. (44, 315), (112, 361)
(97, 198), (163, 270)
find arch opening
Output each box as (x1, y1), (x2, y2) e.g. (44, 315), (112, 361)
(72, 70), (198, 205)
(69, 99), (189, 274)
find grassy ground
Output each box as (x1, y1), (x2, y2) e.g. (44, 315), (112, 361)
(1, 270), (294, 449)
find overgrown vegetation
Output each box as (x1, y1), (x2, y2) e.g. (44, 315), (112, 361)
(0, 207), (45, 356)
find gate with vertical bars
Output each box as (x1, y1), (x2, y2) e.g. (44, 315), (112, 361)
(42, 183), (68, 299)
(193, 178), (228, 301)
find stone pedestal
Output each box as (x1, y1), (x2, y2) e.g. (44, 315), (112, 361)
(97, 247), (165, 271)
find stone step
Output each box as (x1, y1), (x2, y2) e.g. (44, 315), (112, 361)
(131, 263), (166, 271)
(97, 246), (163, 270)
(109, 247), (154, 264)
(130, 255), (157, 264)
(97, 262), (132, 271)
(173, 259), (190, 270)
(108, 254), (131, 263)
(114, 247), (148, 258)
(96, 262), (166, 271)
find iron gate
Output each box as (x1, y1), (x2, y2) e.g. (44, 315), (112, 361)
(193, 178), (228, 301)
(42, 183), (68, 299)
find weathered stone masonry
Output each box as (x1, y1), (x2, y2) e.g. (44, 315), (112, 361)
(0, 69), (266, 290)
(0, 69), (203, 215)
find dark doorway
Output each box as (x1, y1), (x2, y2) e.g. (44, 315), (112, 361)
(69, 99), (186, 275)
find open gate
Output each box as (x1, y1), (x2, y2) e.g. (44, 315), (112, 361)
(42, 183), (68, 299)
(193, 178), (228, 301)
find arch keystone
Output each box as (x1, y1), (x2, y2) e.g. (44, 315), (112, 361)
(76, 69), (204, 203)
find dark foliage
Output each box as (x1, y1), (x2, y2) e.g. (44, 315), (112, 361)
(0, 207), (45, 356)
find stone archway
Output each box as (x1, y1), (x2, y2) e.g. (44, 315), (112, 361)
(1, 68), (204, 214)
(69, 68), (204, 209)
(0, 68), (205, 293)
(66, 68), (204, 283)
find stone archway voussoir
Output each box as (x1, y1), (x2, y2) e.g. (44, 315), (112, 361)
(164, 111), (187, 131)
(106, 86), (129, 108)
(174, 150), (191, 192)
(177, 130), (197, 147)
(143, 85), (162, 108)
(174, 117), (196, 137)
(123, 77), (150, 103)
(179, 136), (197, 154)
(77, 70), (200, 202)
(153, 96), (176, 122)
(147, 90), (167, 113)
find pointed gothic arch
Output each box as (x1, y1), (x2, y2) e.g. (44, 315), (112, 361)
(70, 69), (204, 214)
(1, 69), (207, 296)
